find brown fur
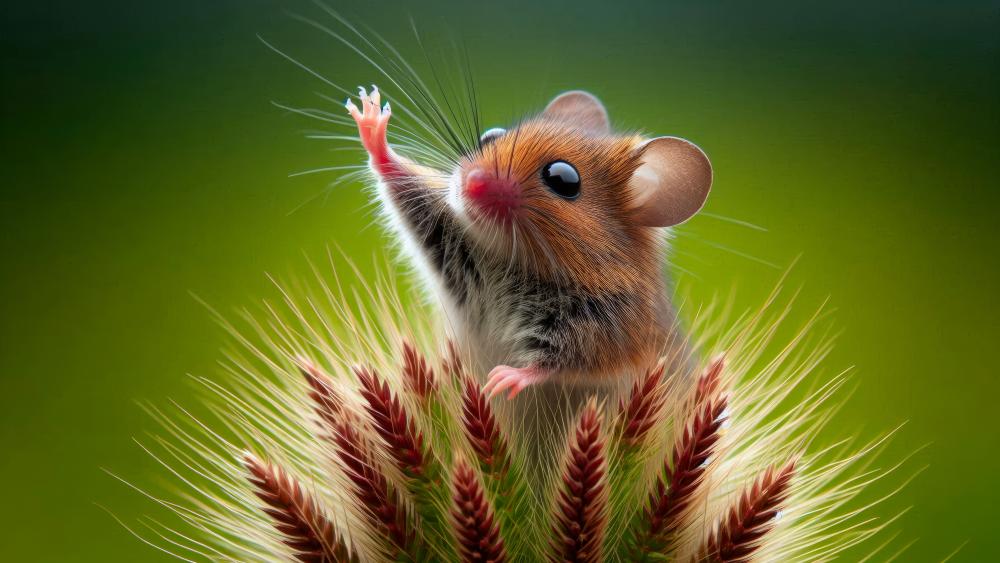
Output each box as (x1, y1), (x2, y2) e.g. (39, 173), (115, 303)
(454, 119), (673, 378)
(461, 120), (658, 290)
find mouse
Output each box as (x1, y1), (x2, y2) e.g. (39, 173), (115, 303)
(346, 86), (712, 401)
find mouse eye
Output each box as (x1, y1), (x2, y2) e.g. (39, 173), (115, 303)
(541, 161), (581, 200)
(479, 127), (506, 147)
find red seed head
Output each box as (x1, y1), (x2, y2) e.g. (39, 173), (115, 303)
(243, 454), (355, 562)
(550, 399), (608, 563)
(442, 339), (466, 383)
(328, 409), (413, 554)
(460, 376), (509, 473)
(451, 458), (508, 563)
(701, 459), (797, 563)
(401, 341), (437, 400)
(619, 361), (667, 446)
(354, 365), (428, 477)
(299, 357), (343, 431)
(640, 387), (728, 553)
(299, 363), (414, 558)
(694, 353), (726, 407)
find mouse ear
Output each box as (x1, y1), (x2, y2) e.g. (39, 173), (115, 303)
(628, 136), (713, 227)
(543, 90), (610, 134)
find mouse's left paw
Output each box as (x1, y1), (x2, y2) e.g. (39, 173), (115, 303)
(483, 364), (549, 400)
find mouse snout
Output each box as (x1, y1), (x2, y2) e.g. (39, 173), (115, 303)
(462, 168), (520, 224)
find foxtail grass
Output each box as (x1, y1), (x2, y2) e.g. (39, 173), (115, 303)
(111, 259), (910, 562)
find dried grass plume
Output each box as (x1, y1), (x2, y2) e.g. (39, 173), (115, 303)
(111, 260), (909, 562)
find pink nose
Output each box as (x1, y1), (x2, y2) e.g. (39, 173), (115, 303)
(463, 169), (519, 223)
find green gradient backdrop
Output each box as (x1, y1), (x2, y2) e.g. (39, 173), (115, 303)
(2, 1), (997, 560)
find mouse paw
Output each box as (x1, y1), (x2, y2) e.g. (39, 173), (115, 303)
(483, 365), (549, 400)
(346, 85), (393, 171)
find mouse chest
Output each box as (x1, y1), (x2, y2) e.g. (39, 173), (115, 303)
(433, 242), (555, 344)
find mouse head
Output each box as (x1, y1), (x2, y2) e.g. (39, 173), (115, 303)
(450, 91), (712, 285)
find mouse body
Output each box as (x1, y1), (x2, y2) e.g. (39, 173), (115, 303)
(346, 88), (712, 400)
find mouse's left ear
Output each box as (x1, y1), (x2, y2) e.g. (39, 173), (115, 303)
(628, 136), (713, 227)
(543, 91), (610, 134)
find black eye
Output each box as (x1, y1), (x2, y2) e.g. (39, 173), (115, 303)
(541, 161), (581, 200)
(479, 127), (506, 147)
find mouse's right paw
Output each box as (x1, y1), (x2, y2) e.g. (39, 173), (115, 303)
(483, 364), (549, 400)
(346, 85), (393, 170)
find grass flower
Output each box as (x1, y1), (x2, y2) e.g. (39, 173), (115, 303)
(114, 262), (907, 562)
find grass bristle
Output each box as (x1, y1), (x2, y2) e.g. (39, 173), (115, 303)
(699, 459), (798, 563)
(551, 398), (608, 563)
(243, 453), (356, 563)
(450, 458), (507, 563)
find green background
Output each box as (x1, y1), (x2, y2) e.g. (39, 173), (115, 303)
(2, 0), (997, 560)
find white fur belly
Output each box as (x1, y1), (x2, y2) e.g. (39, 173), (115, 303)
(434, 281), (524, 380)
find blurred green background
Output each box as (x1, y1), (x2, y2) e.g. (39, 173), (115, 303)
(1, 0), (997, 560)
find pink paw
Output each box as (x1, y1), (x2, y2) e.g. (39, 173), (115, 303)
(345, 85), (395, 174)
(483, 365), (549, 400)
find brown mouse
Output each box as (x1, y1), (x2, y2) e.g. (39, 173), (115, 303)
(346, 87), (712, 400)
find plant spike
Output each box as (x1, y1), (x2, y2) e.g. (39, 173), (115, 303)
(442, 339), (466, 386)
(130, 265), (902, 562)
(460, 376), (509, 476)
(697, 459), (798, 563)
(299, 357), (344, 429)
(450, 457), (508, 563)
(300, 358), (413, 558)
(401, 340), (437, 401)
(331, 409), (419, 560)
(355, 365), (429, 477)
(627, 358), (729, 560)
(620, 360), (668, 447)
(694, 353), (726, 407)
(298, 360), (425, 563)
(355, 365), (458, 560)
(243, 453), (357, 563)
(550, 398), (608, 563)
(400, 342), (460, 468)
(604, 361), (668, 557)
(460, 375), (541, 560)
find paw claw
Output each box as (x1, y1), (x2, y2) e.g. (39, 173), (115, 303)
(345, 99), (360, 118)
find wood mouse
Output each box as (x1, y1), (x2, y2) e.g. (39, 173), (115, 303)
(346, 87), (712, 400)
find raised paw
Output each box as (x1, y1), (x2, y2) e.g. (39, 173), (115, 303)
(483, 365), (549, 400)
(346, 84), (393, 171)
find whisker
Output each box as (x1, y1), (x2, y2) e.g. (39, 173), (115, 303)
(682, 232), (780, 269)
(289, 11), (461, 163)
(700, 211), (769, 232)
(288, 164), (366, 178)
